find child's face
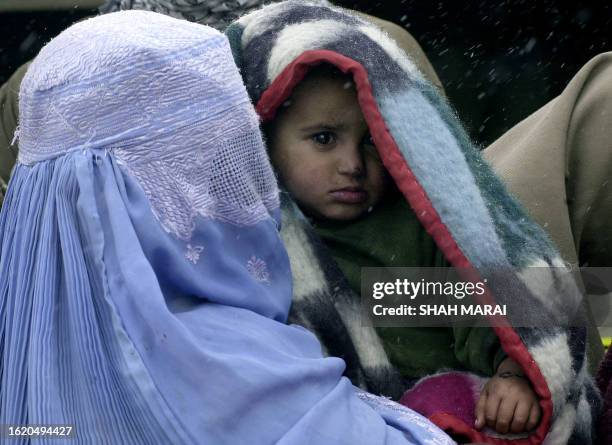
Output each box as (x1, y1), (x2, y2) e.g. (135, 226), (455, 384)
(269, 74), (388, 221)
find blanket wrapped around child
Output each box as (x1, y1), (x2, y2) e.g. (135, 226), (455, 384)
(226, 1), (601, 443)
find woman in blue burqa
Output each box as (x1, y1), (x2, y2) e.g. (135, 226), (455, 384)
(0, 10), (455, 445)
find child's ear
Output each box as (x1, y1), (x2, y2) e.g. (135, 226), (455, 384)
(224, 23), (245, 70)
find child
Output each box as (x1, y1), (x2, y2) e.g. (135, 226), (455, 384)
(267, 62), (540, 435)
(227, 1), (600, 444)
(0, 10), (457, 445)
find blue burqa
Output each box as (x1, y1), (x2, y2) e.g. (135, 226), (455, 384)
(0, 10), (454, 445)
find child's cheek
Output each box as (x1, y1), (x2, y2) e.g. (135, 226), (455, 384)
(285, 164), (318, 198)
(300, 162), (323, 185)
(367, 161), (389, 200)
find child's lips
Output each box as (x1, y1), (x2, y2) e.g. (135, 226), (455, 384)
(329, 187), (368, 204)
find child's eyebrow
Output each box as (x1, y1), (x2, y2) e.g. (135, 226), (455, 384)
(299, 123), (347, 133)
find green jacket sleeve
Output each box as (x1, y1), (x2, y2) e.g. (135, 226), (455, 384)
(453, 326), (507, 376)
(0, 62), (29, 208)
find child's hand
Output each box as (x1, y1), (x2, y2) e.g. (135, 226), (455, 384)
(474, 358), (541, 434)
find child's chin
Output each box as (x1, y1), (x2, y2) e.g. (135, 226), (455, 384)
(321, 206), (370, 222)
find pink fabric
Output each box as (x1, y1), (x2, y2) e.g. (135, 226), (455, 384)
(400, 372), (483, 427)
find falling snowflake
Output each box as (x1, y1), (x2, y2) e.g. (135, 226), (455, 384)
(185, 244), (204, 264)
(247, 256), (270, 283)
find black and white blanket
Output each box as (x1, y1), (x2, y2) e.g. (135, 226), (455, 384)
(225, 2), (601, 443)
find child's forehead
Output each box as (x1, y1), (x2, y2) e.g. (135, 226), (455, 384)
(288, 78), (360, 117)
(297, 68), (354, 91)
(290, 72), (356, 106)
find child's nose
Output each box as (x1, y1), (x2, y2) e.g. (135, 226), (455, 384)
(336, 144), (365, 177)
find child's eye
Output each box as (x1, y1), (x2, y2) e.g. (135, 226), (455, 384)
(311, 131), (336, 146)
(362, 134), (378, 156)
(363, 135), (375, 147)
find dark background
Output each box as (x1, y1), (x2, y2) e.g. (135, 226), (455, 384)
(1, 1), (611, 145)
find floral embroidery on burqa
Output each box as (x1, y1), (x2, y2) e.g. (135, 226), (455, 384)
(246, 256), (270, 283)
(185, 244), (204, 264)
